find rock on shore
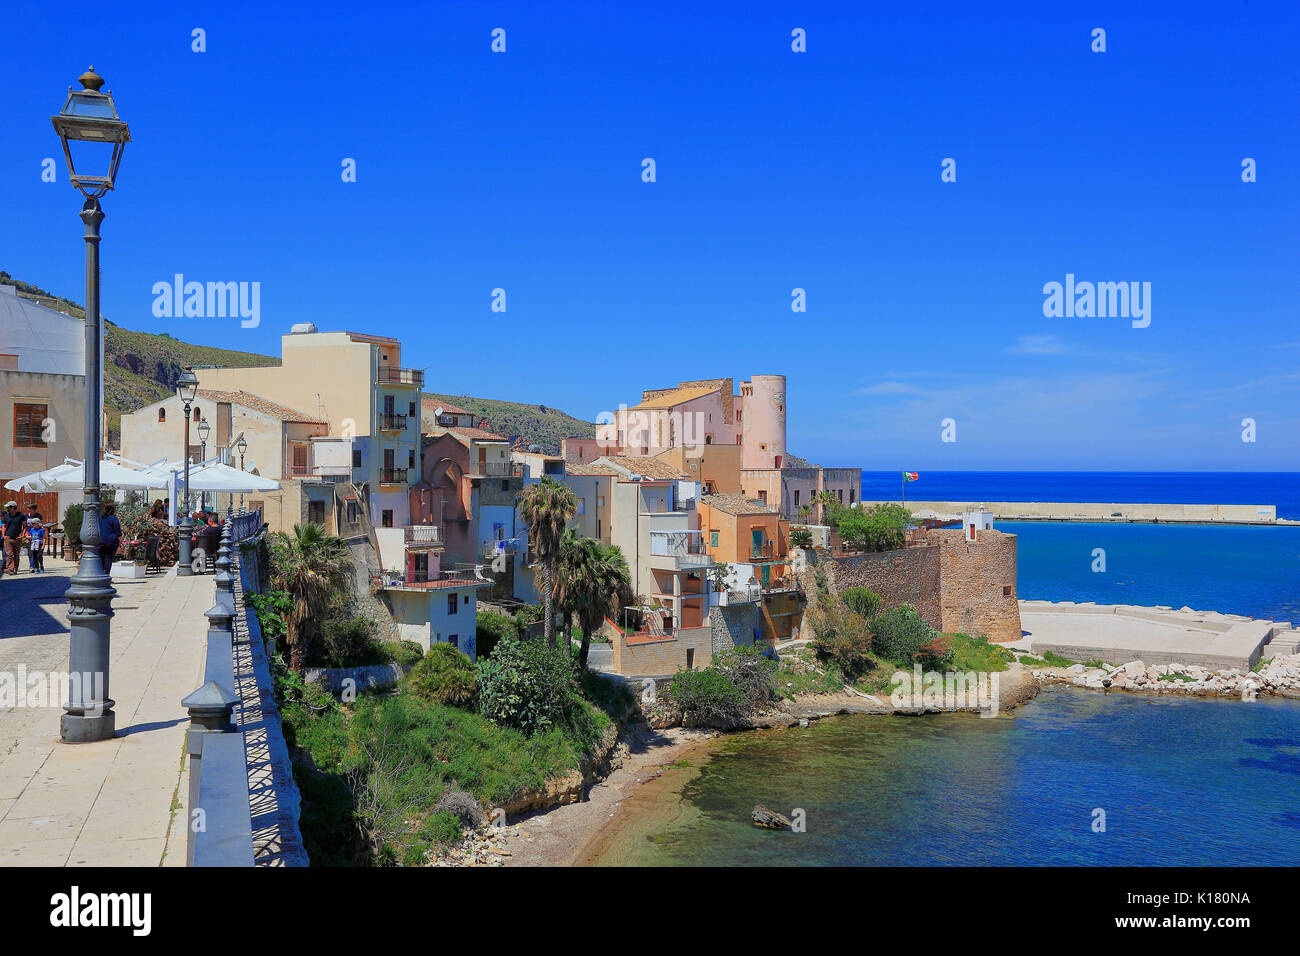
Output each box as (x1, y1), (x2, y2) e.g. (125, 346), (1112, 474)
(1033, 653), (1300, 699)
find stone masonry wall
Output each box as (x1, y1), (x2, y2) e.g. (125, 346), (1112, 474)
(827, 546), (943, 633)
(927, 528), (1021, 643)
(710, 603), (758, 653)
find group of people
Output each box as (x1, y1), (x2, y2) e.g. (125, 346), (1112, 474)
(1, 501), (47, 574)
(1, 499), (125, 576)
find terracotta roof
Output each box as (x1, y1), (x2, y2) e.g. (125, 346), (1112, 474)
(422, 396), (474, 417)
(631, 385), (721, 410)
(596, 455), (688, 480)
(445, 426), (508, 443)
(566, 462), (619, 476)
(195, 389), (327, 424)
(700, 492), (777, 516)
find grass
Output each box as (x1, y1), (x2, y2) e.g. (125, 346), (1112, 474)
(1158, 672), (1196, 683)
(1018, 650), (1077, 667)
(1083, 659), (1110, 669)
(1253, 658), (1272, 673)
(944, 633), (1015, 672)
(775, 650), (848, 698)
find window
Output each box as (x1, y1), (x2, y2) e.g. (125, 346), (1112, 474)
(292, 444), (308, 475)
(849, 490), (855, 505)
(686, 648), (695, 670)
(408, 401), (415, 416)
(794, 490), (801, 507)
(710, 530), (719, 547)
(597, 496), (605, 507)
(837, 489), (844, 503)
(308, 500), (325, 525)
(500, 480), (508, 491)
(381, 509), (393, 528)
(347, 501), (360, 523)
(447, 593), (458, 615)
(1003, 585), (1012, 596)
(757, 490), (766, 504)
(463, 594), (470, 605)
(408, 449), (415, 468)
(13, 402), (49, 448)
(193, 407), (201, 422)
(448, 634), (458, 649)
(157, 407), (166, 422)
(352, 449), (362, 468)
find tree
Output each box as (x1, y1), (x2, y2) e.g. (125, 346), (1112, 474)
(838, 503), (912, 552)
(813, 490), (840, 526)
(518, 476), (578, 645)
(797, 503), (813, 524)
(706, 561), (732, 593)
(789, 527), (813, 550)
(268, 522), (351, 672)
(554, 529), (633, 670)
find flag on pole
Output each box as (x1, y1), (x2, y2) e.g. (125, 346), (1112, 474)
(903, 472), (919, 482)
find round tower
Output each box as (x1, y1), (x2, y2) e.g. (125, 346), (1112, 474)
(741, 374), (787, 469)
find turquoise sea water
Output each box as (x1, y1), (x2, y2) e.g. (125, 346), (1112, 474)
(1008, 521), (1300, 623)
(591, 689), (1300, 866)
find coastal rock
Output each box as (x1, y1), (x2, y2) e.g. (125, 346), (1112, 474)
(752, 805), (792, 829)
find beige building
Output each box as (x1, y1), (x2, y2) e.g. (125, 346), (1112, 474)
(193, 327), (423, 551)
(0, 285), (89, 520)
(120, 388), (331, 531)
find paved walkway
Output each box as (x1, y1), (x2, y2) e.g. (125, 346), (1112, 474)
(0, 556), (211, 866)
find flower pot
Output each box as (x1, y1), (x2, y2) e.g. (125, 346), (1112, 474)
(111, 562), (149, 580)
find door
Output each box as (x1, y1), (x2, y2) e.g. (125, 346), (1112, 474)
(384, 448), (394, 481)
(751, 528), (763, 558)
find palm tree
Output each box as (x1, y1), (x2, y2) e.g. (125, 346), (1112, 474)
(797, 504), (812, 524)
(269, 522), (351, 673)
(518, 476), (577, 644)
(555, 529), (633, 670)
(813, 490), (839, 525)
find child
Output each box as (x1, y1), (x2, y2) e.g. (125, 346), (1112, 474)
(27, 518), (45, 573)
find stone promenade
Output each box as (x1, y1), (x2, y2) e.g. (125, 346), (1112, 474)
(0, 556), (210, 866)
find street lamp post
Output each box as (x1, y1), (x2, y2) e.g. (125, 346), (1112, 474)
(176, 367), (198, 576)
(236, 435), (248, 510)
(52, 67), (129, 743)
(197, 417), (210, 512)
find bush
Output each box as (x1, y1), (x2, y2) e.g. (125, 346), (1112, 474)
(476, 611), (519, 661)
(712, 645), (778, 708)
(63, 502), (84, 550)
(249, 590), (292, 650)
(870, 603), (937, 664)
(789, 527), (813, 549)
(841, 586), (882, 620)
(476, 637), (577, 736)
(432, 780), (483, 829)
(406, 643), (478, 708)
(318, 615), (385, 668)
(667, 668), (750, 724)
(807, 595), (875, 679)
(838, 503), (912, 552)
(385, 640), (425, 669)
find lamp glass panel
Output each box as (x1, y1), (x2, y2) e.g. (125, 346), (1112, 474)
(64, 93), (117, 120)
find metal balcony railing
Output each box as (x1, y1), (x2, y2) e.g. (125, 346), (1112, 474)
(470, 461), (519, 477)
(751, 541), (777, 560)
(380, 467), (408, 484)
(376, 366), (423, 386)
(379, 413), (408, 431)
(403, 525), (442, 545)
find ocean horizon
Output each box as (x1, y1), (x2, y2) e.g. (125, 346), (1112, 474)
(856, 471), (1300, 521)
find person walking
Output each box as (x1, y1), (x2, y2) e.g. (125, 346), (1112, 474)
(26, 519), (46, 573)
(2, 501), (25, 575)
(99, 502), (122, 576)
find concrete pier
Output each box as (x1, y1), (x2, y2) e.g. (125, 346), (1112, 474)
(866, 500), (1283, 525)
(1018, 600), (1298, 671)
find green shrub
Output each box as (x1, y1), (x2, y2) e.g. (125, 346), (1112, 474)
(318, 615), (385, 668)
(807, 595), (875, 679)
(476, 637), (577, 736)
(837, 503), (913, 552)
(869, 603), (936, 664)
(406, 643), (478, 708)
(667, 667), (750, 723)
(63, 502), (84, 550)
(841, 586), (882, 620)
(712, 644), (778, 708)
(249, 590), (291, 650)
(384, 640), (425, 668)
(789, 527), (813, 549)
(476, 611), (519, 660)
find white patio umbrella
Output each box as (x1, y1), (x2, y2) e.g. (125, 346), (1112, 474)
(164, 460), (281, 493)
(3, 458), (169, 493)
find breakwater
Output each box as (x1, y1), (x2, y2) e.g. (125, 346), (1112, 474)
(865, 500), (1281, 524)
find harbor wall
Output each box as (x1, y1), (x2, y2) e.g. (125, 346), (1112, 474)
(866, 501), (1278, 524)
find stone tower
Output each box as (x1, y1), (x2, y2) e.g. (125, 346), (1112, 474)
(740, 374), (787, 469)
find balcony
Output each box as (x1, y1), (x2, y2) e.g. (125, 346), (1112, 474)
(469, 460), (520, 478)
(484, 539), (518, 561)
(751, 541), (778, 561)
(379, 413), (408, 431)
(649, 530), (714, 570)
(380, 467), (409, 484)
(721, 585), (762, 605)
(376, 366), (424, 387)
(403, 524), (442, 546)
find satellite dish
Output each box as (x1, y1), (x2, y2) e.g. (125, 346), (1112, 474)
(434, 406), (444, 418)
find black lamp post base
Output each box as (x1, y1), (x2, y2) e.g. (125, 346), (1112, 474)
(61, 708), (116, 743)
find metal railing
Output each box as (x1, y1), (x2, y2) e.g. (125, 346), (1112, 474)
(376, 366), (423, 386)
(380, 467), (409, 484)
(751, 541), (776, 560)
(379, 412), (408, 430)
(470, 460), (518, 477)
(228, 507), (263, 544)
(403, 524), (442, 545)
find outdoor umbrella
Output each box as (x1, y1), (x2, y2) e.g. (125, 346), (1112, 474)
(3, 458), (169, 492)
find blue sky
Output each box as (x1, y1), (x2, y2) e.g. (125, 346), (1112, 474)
(2, 1), (1297, 470)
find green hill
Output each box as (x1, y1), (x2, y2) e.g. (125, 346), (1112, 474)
(424, 393), (595, 455)
(1, 273), (279, 446)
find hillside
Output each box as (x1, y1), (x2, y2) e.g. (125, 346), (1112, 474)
(425, 392), (595, 455)
(1, 273), (279, 445)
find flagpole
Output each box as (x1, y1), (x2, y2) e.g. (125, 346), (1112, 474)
(901, 470), (905, 507)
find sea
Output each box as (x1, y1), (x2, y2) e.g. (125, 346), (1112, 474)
(589, 472), (1300, 866)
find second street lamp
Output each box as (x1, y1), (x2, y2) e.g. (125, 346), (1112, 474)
(51, 66), (130, 743)
(236, 435), (248, 510)
(197, 417), (210, 512)
(176, 367), (198, 576)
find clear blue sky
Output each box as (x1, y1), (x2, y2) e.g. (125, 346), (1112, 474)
(2, 1), (1297, 470)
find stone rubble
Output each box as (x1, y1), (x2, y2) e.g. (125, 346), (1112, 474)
(426, 822), (529, 867)
(1032, 652), (1300, 699)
